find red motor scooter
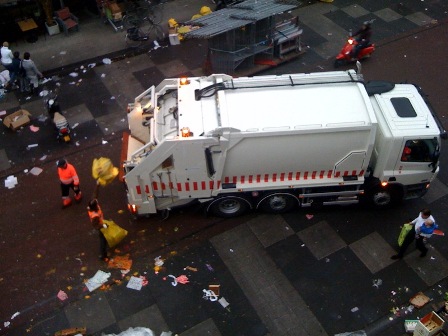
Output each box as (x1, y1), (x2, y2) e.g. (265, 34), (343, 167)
(334, 37), (375, 68)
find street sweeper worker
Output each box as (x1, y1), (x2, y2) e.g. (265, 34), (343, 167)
(57, 159), (82, 208)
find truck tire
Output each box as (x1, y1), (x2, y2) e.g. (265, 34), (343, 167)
(258, 193), (298, 214)
(209, 196), (250, 218)
(369, 187), (402, 208)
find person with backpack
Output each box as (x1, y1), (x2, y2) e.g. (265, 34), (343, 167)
(21, 52), (43, 93)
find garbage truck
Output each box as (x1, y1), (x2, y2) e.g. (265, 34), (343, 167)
(120, 69), (446, 218)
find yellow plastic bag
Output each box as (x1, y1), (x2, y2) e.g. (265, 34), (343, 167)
(92, 157), (119, 186)
(398, 223), (413, 246)
(101, 219), (128, 248)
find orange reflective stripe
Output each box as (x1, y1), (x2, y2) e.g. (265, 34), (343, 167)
(58, 163), (80, 185)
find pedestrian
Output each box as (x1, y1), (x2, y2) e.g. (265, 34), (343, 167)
(10, 51), (25, 91)
(57, 159), (82, 208)
(1, 42), (14, 72)
(87, 184), (109, 261)
(391, 209), (435, 259)
(21, 52), (43, 93)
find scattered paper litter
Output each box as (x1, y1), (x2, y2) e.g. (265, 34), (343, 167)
(102, 327), (156, 336)
(29, 167), (43, 176)
(102, 140), (108, 144)
(10, 312), (19, 319)
(0, 110), (7, 116)
(40, 78), (51, 84)
(30, 125), (40, 132)
(60, 50), (67, 55)
(102, 58), (112, 65)
(5, 175), (18, 189)
(72, 122), (79, 129)
(88, 63), (96, 68)
(69, 72), (78, 77)
(101, 73), (106, 78)
(27, 144), (38, 149)
(57, 290), (68, 301)
(110, 96), (115, 100)
(4, 321), (10, 328)
(154, 256), (164, 266)
(85, 270), (111, 292)
(351, 307), (359, 312)
(127, 276), (143, 290)
(38, 114), (48, 122)
(153, 41), (161, 49)
(218, 297), (230, 309)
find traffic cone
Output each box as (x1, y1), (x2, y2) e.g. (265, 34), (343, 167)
(74, 191), (82, 202)
(62, 198), (72, 208)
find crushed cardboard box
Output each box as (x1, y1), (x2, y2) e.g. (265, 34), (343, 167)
(3, 109), (31, 130)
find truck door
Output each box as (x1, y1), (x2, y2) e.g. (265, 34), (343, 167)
(394, 138), (439, 184)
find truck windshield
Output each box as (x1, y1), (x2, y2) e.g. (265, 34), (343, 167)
(401, 139), (438, 162)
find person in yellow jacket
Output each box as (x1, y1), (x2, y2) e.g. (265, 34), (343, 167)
(87, 195), (109, 261)
(57, 159), (82, 208)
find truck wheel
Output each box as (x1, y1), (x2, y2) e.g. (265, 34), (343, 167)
(209, 196), (249, 218)
(370, 188), (393, 208)
(259, 193), (297, 214)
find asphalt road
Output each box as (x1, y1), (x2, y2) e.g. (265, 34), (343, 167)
(1, 18), (448, 336)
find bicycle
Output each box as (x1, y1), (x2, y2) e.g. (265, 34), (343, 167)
(122, 0), (163, 28)
(125, 23), (165, 48)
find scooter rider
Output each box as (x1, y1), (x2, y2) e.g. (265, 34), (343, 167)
(351, 21), (372, 59)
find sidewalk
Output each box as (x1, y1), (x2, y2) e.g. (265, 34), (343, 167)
(1, 1), (448, 336)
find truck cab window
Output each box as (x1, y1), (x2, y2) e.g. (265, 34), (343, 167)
(401, 139), (435, 162)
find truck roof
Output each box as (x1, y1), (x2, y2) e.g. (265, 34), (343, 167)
(176, 72), (377, 136)
(369, 84), (441, 138)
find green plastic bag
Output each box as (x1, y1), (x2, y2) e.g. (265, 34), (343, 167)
(101, 219), (128, 248)
(398, 223), (413, 246)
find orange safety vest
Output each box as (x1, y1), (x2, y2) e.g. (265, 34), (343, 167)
(58, 163), (80, 185)
(88, 206), (104, 228)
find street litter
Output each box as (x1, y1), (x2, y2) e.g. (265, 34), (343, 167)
(69, 72), (78, 77)
(88, 63), (96, 68)
(4, 175), (18, 189)
(334, 331), (366, 336)
(205, 263), (214, 271)
(409, 291), (430, 308)
(85, 270), (111, 292)
(101, 74), (106, 78)
(24, 169), (28, 173)
(29, 125), (39, 132)
(72, 123), (79, 129)
(38, 114), (47, 122)
(10, 312), (19, 319)
(108, 255), (132, 270)
(351, 307), (359, 312)
(103, 327), (157, 336)
(209, 284), (220, 295)
(306, 214), (314, 219)
(102, 140), (108, 144)
(185, 266), (197, 272)
(40, 155), (47, 161)
(40, 78), (51, 84)
(57, 290), (68, 301)
(27, 144), (38, 149)
(372, 279), (383, 288)
(54, 327), (87, 336)
(29, 167), (43, 176)
(0, 110), (6, 116)
(404, 319), (419, 332)
(176, 275), (189, 284)
(202, 289), (218, 301)
(219, 297), (230, 311)
(103, 58), (112, 65)
(154, 256), (164, 266)
(127, 276), (143, 290)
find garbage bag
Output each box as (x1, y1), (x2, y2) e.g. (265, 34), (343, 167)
(92, 157), (119, 186)
(101, 219), (128, 248)
(398, 223), (413, 246)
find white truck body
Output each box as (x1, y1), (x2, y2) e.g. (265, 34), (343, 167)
(121, 70), (443, 217)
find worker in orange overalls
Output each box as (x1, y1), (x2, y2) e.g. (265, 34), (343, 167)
(57, 159), (82, 208)
(87, 194), (109, 261)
